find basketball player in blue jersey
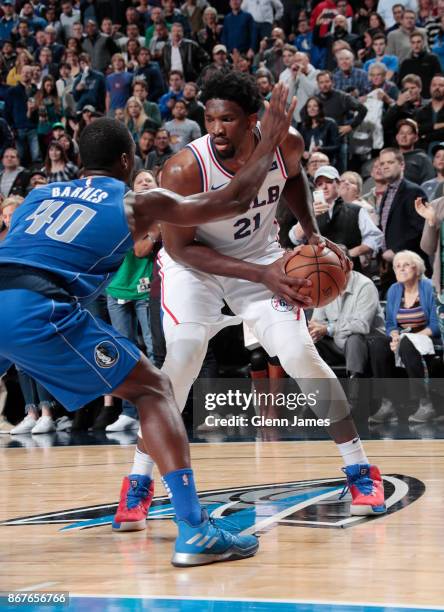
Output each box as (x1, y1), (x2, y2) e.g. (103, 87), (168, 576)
(115, 71), (386, 532)
(0, 86), (300, 568)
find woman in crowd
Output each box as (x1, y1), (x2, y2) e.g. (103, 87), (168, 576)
(6, 49), (33, 86)
(43, 141), (79, 183)
(368, 250), (440, 425)
(125, 39), (141, 69)
(35, 76), (62, 124)
(58, 132), (80, 166)
(298, 97), (340, 166)
(124, 96), (157, 144)
(196, 6), (222, 55)
(66, 37), (83, 55)
(105, 169), (160, 432)
(64, 50), (80, 78)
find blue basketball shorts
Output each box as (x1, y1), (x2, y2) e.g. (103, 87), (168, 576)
(0, 289), (141, 411)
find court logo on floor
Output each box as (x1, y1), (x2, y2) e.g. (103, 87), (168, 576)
(0, 475), (424, 533)
(94, 341), (119, 368)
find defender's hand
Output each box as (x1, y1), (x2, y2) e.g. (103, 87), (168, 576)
(259, 248), (313, 308)
(260, 82), (297, 149)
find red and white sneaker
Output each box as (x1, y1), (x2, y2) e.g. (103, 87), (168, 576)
(342, 464), (387, 516)
(112, 475), (154, 531)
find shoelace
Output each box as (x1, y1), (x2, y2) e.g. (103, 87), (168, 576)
(126, 482), (150, 509)
(339, 468), (373, 500)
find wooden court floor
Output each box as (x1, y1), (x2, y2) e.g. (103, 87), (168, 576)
(1, 440), (443, 610)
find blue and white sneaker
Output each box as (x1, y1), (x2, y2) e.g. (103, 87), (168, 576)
(172, 509), (259, 567)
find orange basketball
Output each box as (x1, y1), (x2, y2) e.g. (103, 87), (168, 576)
(284, 244), (348, 308)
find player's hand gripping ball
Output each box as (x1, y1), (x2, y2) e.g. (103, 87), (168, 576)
(284, 244), (349, 308)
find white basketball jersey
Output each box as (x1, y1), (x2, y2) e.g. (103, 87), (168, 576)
(187, 124), (289, 260)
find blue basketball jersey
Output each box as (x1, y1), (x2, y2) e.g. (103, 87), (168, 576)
(0, 176), (133, 303)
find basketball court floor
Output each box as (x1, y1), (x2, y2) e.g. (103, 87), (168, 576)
(1, 425), (444, 612)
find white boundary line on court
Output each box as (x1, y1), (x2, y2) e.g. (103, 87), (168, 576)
(67, 593), (444, 610)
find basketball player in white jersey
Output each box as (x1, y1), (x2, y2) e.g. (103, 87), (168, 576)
(113, 72), (386, 532)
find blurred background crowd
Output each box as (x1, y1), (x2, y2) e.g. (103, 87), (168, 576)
(2, 0), (444, 440)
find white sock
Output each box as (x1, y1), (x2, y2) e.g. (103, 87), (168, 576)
(337, 437), (369, 467)
(131, 447), (155, 479)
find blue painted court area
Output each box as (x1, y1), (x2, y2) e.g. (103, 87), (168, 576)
(1, 597), (443, 612)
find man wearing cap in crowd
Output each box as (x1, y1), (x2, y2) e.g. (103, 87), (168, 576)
(421, 142), (444, 200)
(395, 118), (436, 185)
(288, 165), (383, 272)
(199, 44), (232, 84)
(0, 0), (18, 44)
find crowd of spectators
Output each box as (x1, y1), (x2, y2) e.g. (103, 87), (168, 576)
(2, 0), (444, 437)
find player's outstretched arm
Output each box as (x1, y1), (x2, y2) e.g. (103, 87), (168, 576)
(130, 83), (296, 233)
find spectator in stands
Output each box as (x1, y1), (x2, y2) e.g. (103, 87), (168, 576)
(0, 194), (22, 234)
(149, 20), (170, 62)
(12, 20), (37, 54)
(378, 148), (427, 291)
(105, 53), (133, 116)
(316, 70), (367, 172)
(137, 128), (155, 166)
(145, 7), (169, 47)
(333, 49), (371, 98)
(221, 0), (256, 57)
(366, 63), (399, 111)
(1, 40), (16, 73)
(60, 0), (81, 41)
(56, 61), (74, 114)
(0, 118), (14, 160)
(0, 0), (18, 44)
(309, 263), (385, 377)
(182, 81), (205, 133)
(196, 6), (223, 56)
(26, 169), (48, 192)
(368, 250), (439, 424)
(42, 140), (78, 183)
(132, 79), (161, 128)
(199, 43), (232, 84)
(6, 48), (33, 86)
(289, 165), (383, 272)
(298, 96), (339, 166)
(363, 33), (399, 82)
(34, 75), (62, 123)
(241, 0), (283, 41)
(43, 7), (62, 40)
(37, 46), (58, 80)
(421, 142), (444, 199)
(145, 127), (174, 173)
(105, 169), (159, 432)
(181, 0), (206, 36)
(416, 74), (444, 153)
(387, 10), (429, 64)
(383, 74), (426, 146)
(72, 53), (106, 113)
(164, 98), (201, 153)
(162, 22), (209, 83)
(306, 151), (330, 186)
(254, 28), (286, 82)
(255, 70), (273, 101)
(43, 26), (65, 64)
(118, 23), (145, 54)
(124, 96), (157, 144)
(395, 119), (436, 185)
(0, 148), (29, 198)
(100, 17), (123, 45)
(133, 47), (165, 102)
(58, 132), (79, 166)
(159, 69), (184, 120)
(281, 51), (319, 123)
(431, 15), (444, 71)
(425, 0), (444, 46)
(5, 64), (40, 164)
(339, 171), (376, 216)
(81, 19), (118, 73)
(124, 39), (142, 69)
(385, 3), (405, 34)
(313, 13), (360, 71)
(162, 0), (191, 37)
(363, 158), (388, 214)
(399, 32), (441, 96)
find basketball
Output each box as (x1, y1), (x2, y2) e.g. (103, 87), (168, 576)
(284, 244), (348, 308)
